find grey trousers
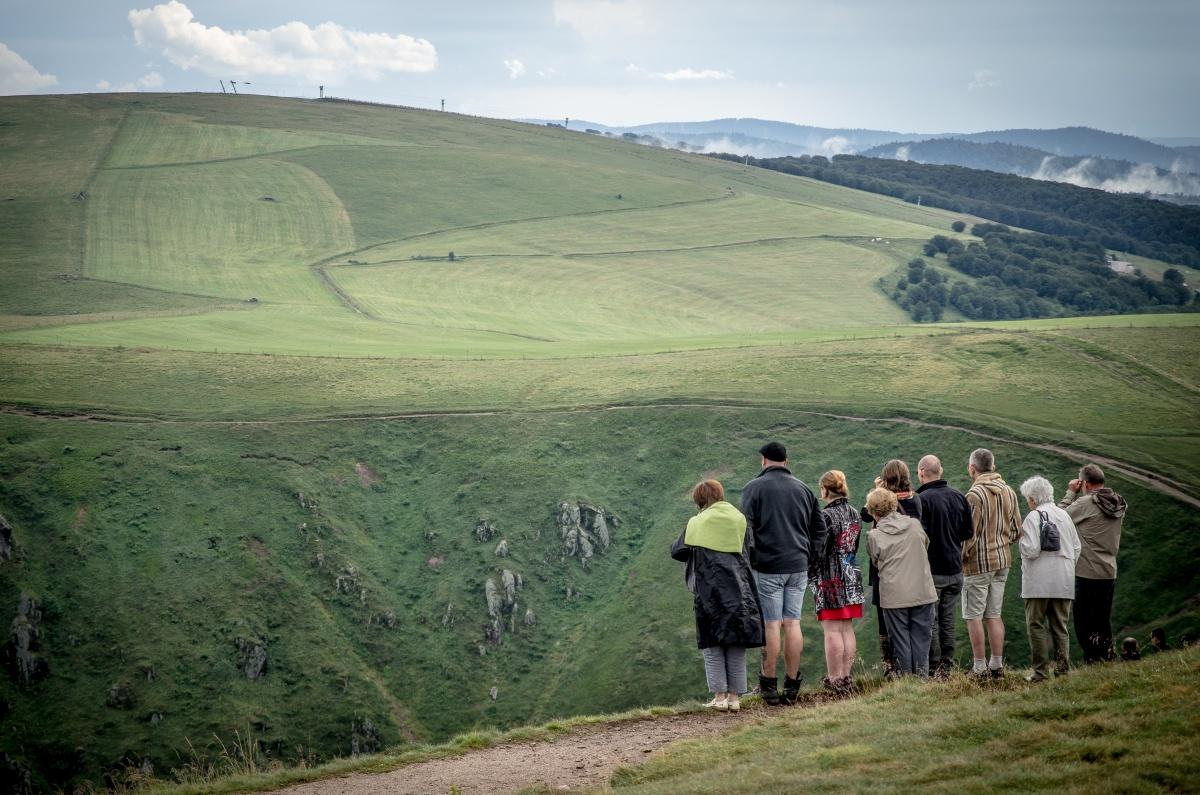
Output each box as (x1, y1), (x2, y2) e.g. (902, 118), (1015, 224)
(701, 646), (748, 694)
(929, 573), (964, 671)
(882, 603), (935, 677)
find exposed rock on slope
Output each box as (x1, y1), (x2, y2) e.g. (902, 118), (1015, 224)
(234, 637), (268, 680)
(8, 594), (47, 687)
(556, 501), (617, 566)
(0, 514), (14, 562)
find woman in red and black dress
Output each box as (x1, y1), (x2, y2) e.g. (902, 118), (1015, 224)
(810, 470), (865, 694)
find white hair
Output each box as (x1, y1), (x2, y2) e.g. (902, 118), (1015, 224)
(1020, 476), (1054, 506)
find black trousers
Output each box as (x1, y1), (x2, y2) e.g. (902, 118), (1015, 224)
(929, 573), (964, 671)
(1074, 576), (1116, 663)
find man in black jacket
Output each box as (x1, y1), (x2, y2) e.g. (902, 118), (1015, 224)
(740, 441), (827, 704)
(916, 454), (975, 677)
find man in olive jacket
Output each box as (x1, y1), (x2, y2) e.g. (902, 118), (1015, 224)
(1061, 463), (1128, 663)
(740, 441), (827, 705)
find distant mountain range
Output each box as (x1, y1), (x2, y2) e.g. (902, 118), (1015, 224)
(519, 118), (1200, 197)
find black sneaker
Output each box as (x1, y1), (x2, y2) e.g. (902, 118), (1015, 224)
(989, 666), (1005, 680)
(759, 675), (780, 706)
(782, 672), (803, 705)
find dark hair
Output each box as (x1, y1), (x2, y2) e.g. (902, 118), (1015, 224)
(692, 479), (725, 510)
(1080, 463), (1105, 486)
(759, 441), (787, 462)
(879, 459), (912, 493)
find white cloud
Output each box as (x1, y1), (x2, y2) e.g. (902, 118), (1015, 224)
(968, 69), (999, 91)
(128, 1), (436, 84)
(553, 0), (649, 37)
(137, 71), (165, 89)
(627, 63), (732, 81)
(96, 79), (112, 90)
(0, 43), (58, 95)
(659, 67), (732, 81)
(101, 71), (167, 92)
(503, 58), (526, 79)
(536, 66), (557, 79)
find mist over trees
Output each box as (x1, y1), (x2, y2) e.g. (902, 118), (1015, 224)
(710, 153), (1200, 267)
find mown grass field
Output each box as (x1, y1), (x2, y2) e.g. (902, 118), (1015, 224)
(1, 93), (1197, 790)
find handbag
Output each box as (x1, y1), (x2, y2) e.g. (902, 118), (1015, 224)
(1036, 510), (1061, 552)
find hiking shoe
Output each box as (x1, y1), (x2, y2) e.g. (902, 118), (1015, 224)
(989, 667), (1005, 680)
(758, 675), (780, 706)
(1025, 673), (1049, 684)
(782, 672), (803, 705)
(821, 676), (839, 694)
(837, 676), (856, 695)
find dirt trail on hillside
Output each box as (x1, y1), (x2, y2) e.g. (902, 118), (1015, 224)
(5, 402), (1197, 509)
(277, 710), (748, 795)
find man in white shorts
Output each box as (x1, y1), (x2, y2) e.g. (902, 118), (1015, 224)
(961, 448), (1021, 678)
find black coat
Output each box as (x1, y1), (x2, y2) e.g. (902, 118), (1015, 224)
(739, 466), (828, 574)
(671, 534), (765, 650)
(915, 479), (974, 575)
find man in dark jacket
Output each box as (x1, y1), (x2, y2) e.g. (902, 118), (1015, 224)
(740, 441), (827, 705)
(916, 454), (974, 677)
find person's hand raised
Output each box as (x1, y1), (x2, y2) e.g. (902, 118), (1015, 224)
(1068, 478), (1082, 493)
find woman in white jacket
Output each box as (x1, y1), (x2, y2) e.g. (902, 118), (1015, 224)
(1018, 476), (1082, 681)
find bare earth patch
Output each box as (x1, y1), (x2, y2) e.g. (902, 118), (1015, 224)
(355, 461), (381, 487)
(276, 710), (749, 795)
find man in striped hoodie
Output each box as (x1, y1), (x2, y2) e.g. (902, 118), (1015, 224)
(961, 448), (1022, 677)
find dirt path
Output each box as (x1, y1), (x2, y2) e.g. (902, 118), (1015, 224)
(277, 710), (748, 795)
(4, 401), (1196, 509)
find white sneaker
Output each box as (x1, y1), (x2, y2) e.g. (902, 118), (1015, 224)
(704, 696), (728, 711)
(726, 699), (740, 713)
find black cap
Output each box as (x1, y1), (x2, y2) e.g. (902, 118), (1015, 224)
(759, 441), (787, 462)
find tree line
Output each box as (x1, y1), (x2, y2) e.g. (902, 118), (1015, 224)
(892, 225), (1196, 322)
(709, 153), (1200, 267)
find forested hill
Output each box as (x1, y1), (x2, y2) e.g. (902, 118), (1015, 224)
(957, 126), (1199, 172)
(710, 153), (1200, 267)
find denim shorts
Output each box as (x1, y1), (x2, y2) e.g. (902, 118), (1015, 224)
(755, 570), (807, 622)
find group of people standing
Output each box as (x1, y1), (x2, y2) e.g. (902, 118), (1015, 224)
(671, 441), (1128, 710)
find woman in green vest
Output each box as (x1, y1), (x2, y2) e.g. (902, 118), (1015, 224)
(671, 479), (765, 712)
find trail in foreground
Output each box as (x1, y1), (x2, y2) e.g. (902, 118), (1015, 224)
(276, 711), (747, 795)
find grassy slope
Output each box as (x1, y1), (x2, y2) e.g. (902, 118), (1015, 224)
(612, 648), (1199, 794)
(1, 94), (1198, 788)
(3, 408), (1196, 791)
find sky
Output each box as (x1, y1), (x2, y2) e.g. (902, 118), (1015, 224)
(1, 0), (1197, 137)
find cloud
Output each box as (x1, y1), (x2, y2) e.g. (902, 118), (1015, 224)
(96, 79), (112, 90)
(554, 0), (649, 37)
(536, 66), (557, 79)
(503, 58), (526, 79)
(627, 63), (732, 81)
(821, 136), (850, 155)
(0, 43), (58, 95)
(128, 1), (436, 84)
(1032, 156), (1200, 196)
(968, 69), (999, 91)
(98, 71), (167, 92)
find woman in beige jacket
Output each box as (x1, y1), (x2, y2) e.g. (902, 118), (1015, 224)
(866, 488), (938, 677)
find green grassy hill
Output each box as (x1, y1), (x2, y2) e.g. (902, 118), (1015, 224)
(0, 94), (1197, 791)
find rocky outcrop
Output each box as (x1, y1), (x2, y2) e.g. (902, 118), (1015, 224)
(0, 514), (14, 563)
(524, 608), (536, 626)
(493, 539), (509, 557)
(474, 520), (497, 543)
(335, 565), (367, 603)
(0, 753), (34, 795)
(350, 717), (381, 755)
(106, 682), (135, 709)
(556, 501), (617, 567)
(8, 594), (47, 687)
(489, 686), (498, 701)
(234, 637), (268, 680)
(370, 611), (398, 629)
(483, 569), (525, 645)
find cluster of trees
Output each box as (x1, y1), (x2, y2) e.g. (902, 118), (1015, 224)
(709, 153), (1200, 267)
(891, 224), (1196, 322)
